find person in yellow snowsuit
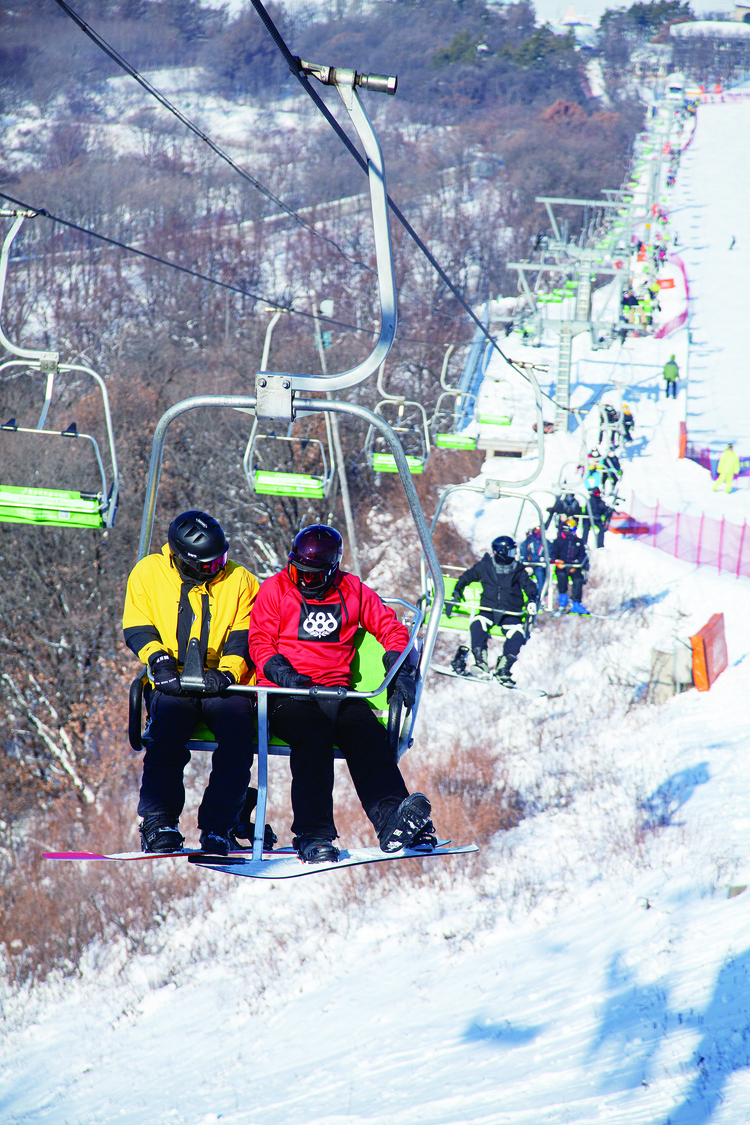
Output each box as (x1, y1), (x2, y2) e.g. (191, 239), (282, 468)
(713, 444), (740, 493)
(123, 510), (259, 855)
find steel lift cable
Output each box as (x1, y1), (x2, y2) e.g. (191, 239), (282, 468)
(49, 0), (379, 278)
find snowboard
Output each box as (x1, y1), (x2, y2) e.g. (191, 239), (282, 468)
(189, 840), (478, 879)
(430, 664), (547, 698)
(44, 840), (478, 878)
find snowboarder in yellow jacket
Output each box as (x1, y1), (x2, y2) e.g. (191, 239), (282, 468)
(714, 444), (740, 493)
(123, 510), (260, 855)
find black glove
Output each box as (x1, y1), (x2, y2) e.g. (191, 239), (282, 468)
(148, 651), (182, 696)
(383, 650), (417, 710)
(263, 654), (312, 689)
(202, 668), (235, 696)
(444, 601), (454, 619)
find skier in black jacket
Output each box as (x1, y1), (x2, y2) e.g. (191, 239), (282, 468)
(550, 518), (589, 614)
(580, 488), (612, 549)
(445, 535), (538, 685)
(544, 492), (581, 531)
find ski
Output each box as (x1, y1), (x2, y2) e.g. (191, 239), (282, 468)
(188, 841), (478, 880)
(430, 664), (547, 697)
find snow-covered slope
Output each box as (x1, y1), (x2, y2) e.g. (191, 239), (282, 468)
(4, 92), (750, 1125)
(670, 97), (750, 456)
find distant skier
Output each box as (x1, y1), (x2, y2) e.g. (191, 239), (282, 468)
(123, 510), (259, 856)
(519, 525), (547, 595)
(729, 235), (736, 251)
(545, 491), (581, 531)
(622, 403), (635, 442)
(581, 488), (612, 549)
(248, 524), (434, 864)
(600, 452), (622, 493)
(663, 355), (679, 399)
(446, 535), (538, 686)
(713, 443), (740, 493)
(599, 403), (620, 450)
(551, 517), (589, 615)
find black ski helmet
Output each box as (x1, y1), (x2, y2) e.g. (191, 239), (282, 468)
(491, 535), (517, 563)
(168, 511), (228, 585)
(288, 524), (343, 599)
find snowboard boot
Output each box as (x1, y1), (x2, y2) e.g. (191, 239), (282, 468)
(470, 647), (490, 677)
(379, 793), (432, 853)
(494, 654), (516, 687)
(409, 819), (438, 851)
(293, 835), (340, 864)
(229, 822), (278, 853)
(199, 829), (232, 857)
(451, 645), (470, 676)
(557, 592), (569, 612)
(229, 787), (278, 852)
(139, 813), (184, 854)
(570, 601), (590, 616)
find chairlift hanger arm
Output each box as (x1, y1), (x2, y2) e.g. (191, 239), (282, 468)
(0, 213), (58, 366)
(260, 63), (396, 395)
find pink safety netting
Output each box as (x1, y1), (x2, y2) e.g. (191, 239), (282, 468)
(627, 495), (750, 578)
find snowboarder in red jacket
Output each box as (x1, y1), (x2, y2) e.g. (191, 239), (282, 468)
(248, 525), (434, 864)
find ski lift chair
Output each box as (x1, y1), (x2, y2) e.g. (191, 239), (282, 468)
(419, 482), (552, 619)
(364, 398), (431, 474)
(430, 390), (478, 450)
(0, 211), (119, 529)
(477, 377), (515, 428)
(242, 413), (335, 499)
(428, 343), (477, 451)
(128, 58), (451, 872)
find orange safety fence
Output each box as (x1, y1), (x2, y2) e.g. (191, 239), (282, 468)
(690, 613), (728, 692)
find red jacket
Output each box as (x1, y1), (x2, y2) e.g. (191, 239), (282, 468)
(249, 570), (410, 688)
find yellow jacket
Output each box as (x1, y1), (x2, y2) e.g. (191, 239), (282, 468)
(122, 544), (259, 684)
(718, 448), (740, 477)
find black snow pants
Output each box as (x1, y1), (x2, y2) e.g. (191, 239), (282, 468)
(469, 613), (526, 660)
(268, 696), (409, 841)
(556, 566), (584, 601)
(138, 691), (255, 832)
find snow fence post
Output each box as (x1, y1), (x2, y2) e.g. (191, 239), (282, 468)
(697, 512), (704, 567)
(679, 421), (687, 458)
(653, 501), (659, 548)
(718, 517), (725, 575)
(737, 520), (747, 579)
(675, 511), (680, 558)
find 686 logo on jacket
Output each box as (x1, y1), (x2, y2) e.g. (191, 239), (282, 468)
(298, 603), (342, 642)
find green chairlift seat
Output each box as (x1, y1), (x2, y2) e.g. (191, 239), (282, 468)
(0, 485), (104, 528)
(434, 433), (477, 451)
(426, 575), (524, 639)
(253, 471), (327, 499)
(478, 413), (512, 426)
(372, 452), (424, 474)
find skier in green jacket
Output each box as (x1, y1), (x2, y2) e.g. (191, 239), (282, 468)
(663, 355), (679, 399)
(714, 444), (741, 493)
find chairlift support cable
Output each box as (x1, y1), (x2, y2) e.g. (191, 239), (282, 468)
(0, 189), (474, 349)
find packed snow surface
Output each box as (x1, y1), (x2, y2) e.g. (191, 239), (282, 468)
(4, 95), (750, 1125)
(670, 98), (750, 456)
